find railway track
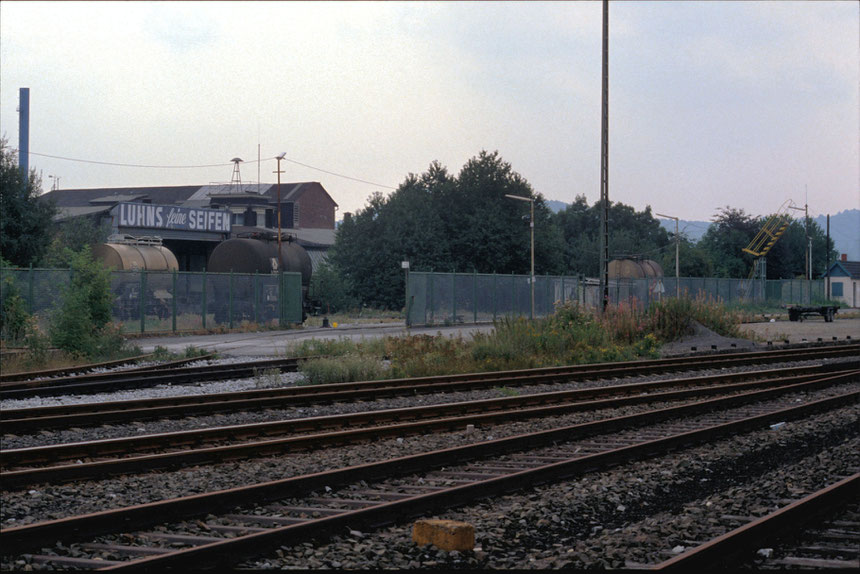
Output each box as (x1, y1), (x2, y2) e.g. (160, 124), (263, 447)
(2, 364), (857, 488)
(0, 355), (296, 400)
(3, 344), (857, 435)
(1, 374), (856, 570)
(654, 474), (859, 570)
(0, 354), (158, 384)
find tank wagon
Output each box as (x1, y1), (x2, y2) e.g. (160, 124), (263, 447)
(608, 258), (664, 279)
(92, 235), (179, 320)
(206, 231), (313, 323)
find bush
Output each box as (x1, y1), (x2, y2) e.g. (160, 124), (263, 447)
(49, 247), (125, 359)
(299, 354), (386, 385)
(1, 271), (30, 343)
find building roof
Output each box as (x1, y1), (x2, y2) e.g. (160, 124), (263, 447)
(40, 182), (338, 209)
(824, 261), (860, 279)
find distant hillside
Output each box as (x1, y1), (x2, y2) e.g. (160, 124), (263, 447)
(814, 209), (859, 261)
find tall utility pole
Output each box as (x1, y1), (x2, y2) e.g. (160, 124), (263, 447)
(599, 0), (610, 313)
(826, 214), (831, 300)
(656, 213), (679, 297)
(274, 153), (286, 259)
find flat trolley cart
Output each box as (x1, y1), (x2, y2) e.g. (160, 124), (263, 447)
(786, 304), (839, 322)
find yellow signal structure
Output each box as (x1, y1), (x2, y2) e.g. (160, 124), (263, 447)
(742, 199), (795, 258)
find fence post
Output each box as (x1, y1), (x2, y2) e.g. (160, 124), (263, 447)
(202, 268), (207, 330)
(511, 273), (516, 318)
(451, 271), (456, 323)
(492, 273), (497, 321)
(428, 273), (434, 324)
(253, 272), (258, 325)
(473, 270), (478, 324)
(172, 270), (177, 333)
(139, 270), (146, 334)
(28, 263), (34, 315)
(229, 271), (234, 330)
(278, 271), (284, 329)
(561, 276), (565, 306)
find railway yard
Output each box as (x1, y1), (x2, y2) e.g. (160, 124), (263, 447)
(0, 324), (858, 570)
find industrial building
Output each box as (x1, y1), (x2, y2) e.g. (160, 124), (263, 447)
(40, 182), (338, 272)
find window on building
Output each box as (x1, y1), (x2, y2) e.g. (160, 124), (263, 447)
(832, 282), (844, 297)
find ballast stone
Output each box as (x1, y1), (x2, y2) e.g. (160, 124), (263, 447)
(412, 519), (475, 552)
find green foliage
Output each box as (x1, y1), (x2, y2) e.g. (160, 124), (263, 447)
(49, 246), (121, 359)
(553, 195), (670, 277)
(698, 206), (836, 280)
(41, 217), (112, 268)
(0, 139), (57, 266)
(330, 151), (565, 310)
(0, 269), (29, 342)
(298, 355), (386, 386)
(308, 261), (358, 314)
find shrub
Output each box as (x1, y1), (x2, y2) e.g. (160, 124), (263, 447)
(298, 355), (386, 386)
(49, 247), (125, 359)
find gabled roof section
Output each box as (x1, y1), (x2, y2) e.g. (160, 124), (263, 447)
(40, 186), (202, 207)
(824, 261), (860, 279)
(265, 182), (338, 207)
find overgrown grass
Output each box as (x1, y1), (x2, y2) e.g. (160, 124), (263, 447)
(290, 295), (745, 386)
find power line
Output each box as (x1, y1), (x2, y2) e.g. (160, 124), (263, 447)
(13, 149), (396, 189)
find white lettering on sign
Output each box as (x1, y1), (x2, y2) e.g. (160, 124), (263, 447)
(117, 203), (231, 233)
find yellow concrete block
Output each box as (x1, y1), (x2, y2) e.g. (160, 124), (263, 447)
(412, 519), (475, 552)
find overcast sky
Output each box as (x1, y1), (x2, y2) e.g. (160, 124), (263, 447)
(1, 1), (857, 223)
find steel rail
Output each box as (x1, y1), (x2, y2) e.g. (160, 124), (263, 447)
(0, 356), (299, 399)
(2, 365), (857, 488)
(0, 354), (156, 384)
(2, 374), (857, 565)
(3, 346), (857, 434)
(652, 473), (860, 571)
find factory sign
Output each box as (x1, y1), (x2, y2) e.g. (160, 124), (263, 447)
(117, 202), (231, 233)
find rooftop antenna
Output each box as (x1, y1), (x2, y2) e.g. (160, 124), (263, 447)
(230, 157), (243, 193)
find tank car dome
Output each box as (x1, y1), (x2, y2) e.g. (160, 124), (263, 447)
(608, 258), (664, 279)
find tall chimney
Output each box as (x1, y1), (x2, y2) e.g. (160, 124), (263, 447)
(842, 254), (848, 262)
(18, 88), (30, 177)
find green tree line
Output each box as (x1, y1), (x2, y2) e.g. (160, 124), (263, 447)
(323, 151), (836, 310)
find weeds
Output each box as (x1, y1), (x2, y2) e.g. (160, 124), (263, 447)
(253, 367), (284, 389)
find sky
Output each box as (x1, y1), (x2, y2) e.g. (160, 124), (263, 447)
(1, 1), (858, 223)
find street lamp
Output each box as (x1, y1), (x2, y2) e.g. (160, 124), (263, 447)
(274, 153), (286, 259)
(656, 213), (680, 298)
(48, 175), (60, 191)
(505, 194), (535, 319)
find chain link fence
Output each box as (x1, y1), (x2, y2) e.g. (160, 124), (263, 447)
(1, 267), (303, 335)
(406, 271), (827, 326)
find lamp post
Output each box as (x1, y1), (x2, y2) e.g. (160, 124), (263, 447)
(274, 153), (286, 259)
(48, 175), (60, 191)
(656, 213), (679, 298)
(505, 194), (535, 319)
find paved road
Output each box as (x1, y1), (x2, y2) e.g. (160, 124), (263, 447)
(134, 322), (497, 357)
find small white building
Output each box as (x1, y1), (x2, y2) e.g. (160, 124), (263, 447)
(823, 255), (860, 308)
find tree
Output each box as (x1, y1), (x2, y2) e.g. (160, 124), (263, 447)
(552, 195), (670, 276)
(42, 216), (112, 268)
(0, 139), (56, 266)
(49, 246), (115, 358)
(698, 206), (759, 278)
(330, 151), (565, 309)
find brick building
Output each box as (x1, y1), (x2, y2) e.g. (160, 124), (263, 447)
(42, 182), (338, 271)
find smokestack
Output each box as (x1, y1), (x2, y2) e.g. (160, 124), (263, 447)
(18, 88), (30, 177)
(842, 254), (848, 262)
